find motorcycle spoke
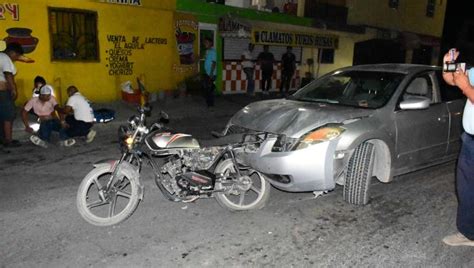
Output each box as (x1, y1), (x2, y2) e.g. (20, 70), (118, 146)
(250, 185), (261, 195)
(116, 189), (131, 199)
(239, 191), (246, 206)
(93, 178), (103, 192)
(108, 195), (117, 217)
(87, 199), (108, 209)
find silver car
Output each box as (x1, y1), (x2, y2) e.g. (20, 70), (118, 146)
(222, 64), (465, 205)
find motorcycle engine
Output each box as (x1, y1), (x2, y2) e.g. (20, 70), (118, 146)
(160, 149), (219, 197)
(176, 170), (215, 193)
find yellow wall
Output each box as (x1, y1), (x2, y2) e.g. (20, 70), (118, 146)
(347, 0), (446, 37)
(301, 29), (376, 78)
(0, 0), (189, 105)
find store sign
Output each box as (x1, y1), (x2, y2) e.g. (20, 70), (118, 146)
(252, 29), (338, 49)
(0, 3), (19, 20)
(218, 16), (251, 36)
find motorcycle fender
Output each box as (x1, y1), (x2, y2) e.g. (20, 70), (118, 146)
(93, 159), (145, 200)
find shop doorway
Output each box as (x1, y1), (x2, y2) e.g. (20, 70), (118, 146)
(199, 23), (217, 74)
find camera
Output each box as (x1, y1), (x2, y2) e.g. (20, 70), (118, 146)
(444, 62), (466, 73)
(444, 48), (466, 72)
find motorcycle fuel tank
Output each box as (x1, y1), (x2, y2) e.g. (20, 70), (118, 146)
(146, 131), (200, 150)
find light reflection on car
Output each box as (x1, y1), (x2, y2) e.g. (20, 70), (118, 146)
(222, 64), (465, 205)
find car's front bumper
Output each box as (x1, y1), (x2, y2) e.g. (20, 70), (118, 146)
(241, 136), (339, 192)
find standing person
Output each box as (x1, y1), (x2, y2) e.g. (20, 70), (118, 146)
(0, 42), (24, 148)
(441, 48), (474, 247)
(280, 46), (296, 96)
(241, 43), (255, 96)
(59, 86), (96, 143)
(202, 37), (216, 107)
(22, 85), (75, 148)
(257, 45), (274, 95)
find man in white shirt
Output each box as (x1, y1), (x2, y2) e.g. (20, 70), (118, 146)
(241, 43), (255, 96)
(0, 42), (23, 148)
(59, 86), (96, 143)
(441, 48), (474, 247)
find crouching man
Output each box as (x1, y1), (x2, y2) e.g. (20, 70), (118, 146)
(22, 85), (75, 148)
(59, 86), (96, 143)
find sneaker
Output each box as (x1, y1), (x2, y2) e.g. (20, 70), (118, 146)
(86, 129), (96, 143)
(30, 135), (48, 148)
(442, 232), (474, 247)
(60, 138), (76, 147)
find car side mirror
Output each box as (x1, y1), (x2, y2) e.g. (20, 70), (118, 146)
(399, 96), (430, 110)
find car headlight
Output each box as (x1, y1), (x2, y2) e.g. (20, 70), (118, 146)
(293, 124), (345, 150)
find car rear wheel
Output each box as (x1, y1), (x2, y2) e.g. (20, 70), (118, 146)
(343, 142), (375, 205)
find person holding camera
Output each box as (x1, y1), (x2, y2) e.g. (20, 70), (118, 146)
(441, 48), (474, 247)
(202, 37), (216, 107)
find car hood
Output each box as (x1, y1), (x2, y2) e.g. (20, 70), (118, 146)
(228, 99), (374, 138)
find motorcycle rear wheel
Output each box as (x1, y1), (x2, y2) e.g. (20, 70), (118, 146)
(214, 159), (270, 211)
(77, 166), (140, 226)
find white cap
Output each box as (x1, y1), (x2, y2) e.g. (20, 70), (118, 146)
(40, 84), (53, 95)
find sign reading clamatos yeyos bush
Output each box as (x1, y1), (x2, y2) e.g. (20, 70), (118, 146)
(252, 29), (339, 49)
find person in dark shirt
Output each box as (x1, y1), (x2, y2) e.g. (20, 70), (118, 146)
(257, 45), (275, 95)
(280, 46), (296, 96)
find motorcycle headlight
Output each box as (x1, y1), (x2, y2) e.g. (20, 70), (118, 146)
(293, 124), (345, 150)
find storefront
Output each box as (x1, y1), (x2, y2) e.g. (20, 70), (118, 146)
(1, 0), (196, 104)
(219, 15), (339, 93)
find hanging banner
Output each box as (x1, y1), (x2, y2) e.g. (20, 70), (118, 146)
(252, 28), (339, 49)
(174, 12), (198, 66)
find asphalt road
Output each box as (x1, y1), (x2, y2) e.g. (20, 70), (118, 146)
(1, 95), (473, 267)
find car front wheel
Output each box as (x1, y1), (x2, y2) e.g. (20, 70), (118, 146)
(343, 142), (375, 205)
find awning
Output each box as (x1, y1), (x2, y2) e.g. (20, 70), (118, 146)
(218, 15), (339, 49)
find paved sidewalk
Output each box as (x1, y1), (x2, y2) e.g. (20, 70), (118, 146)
(9, 92), (282, 144)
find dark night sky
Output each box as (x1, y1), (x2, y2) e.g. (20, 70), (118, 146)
(440, 0), (472, 63)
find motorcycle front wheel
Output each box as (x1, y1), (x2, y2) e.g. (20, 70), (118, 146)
(76, 166), (140, 226)
(214, 159), (271, 211)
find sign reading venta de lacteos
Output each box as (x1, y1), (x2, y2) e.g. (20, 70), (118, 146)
(252, 29), (338, 49)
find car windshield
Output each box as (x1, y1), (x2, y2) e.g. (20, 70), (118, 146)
(291, 70), (405, 109)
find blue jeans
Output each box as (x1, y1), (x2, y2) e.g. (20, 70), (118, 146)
(243, 67), (255, 94)
(38, 119), (67, 142)
(63, 115), (92, 138)
(456, 132), (474, 240)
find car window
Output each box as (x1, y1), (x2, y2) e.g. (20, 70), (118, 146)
(292, 71), (404, 109)
(435, 71), (466, 102)
(401, 75), (433, 103)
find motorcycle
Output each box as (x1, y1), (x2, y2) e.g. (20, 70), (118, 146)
(76, 105), (271, 226)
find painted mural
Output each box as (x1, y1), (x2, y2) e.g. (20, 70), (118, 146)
(173, 12), (198, 73)
(2, 27), (37, 63)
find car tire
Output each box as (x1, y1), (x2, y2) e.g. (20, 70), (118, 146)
(343, 142), (375, 205)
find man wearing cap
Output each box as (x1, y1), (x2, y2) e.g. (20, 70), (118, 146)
(0, 42), (23, 148)
(21, 85), (75, 148)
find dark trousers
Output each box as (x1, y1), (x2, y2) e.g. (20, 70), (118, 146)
(243, 67), (255, 95)
(261, 71), (272, 92)
(201, 74), (215, 107)
(456, 132), (474, 240)
(280, 71), (294, 93)
(64, 115), (93, 138)
(38, 119), (66, 142)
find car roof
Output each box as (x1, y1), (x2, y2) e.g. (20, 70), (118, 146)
(338, 64), (441, 75)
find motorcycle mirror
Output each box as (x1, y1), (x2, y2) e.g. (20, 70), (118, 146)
(159, 111), (170, 123)
(143, 104), (152, 117)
